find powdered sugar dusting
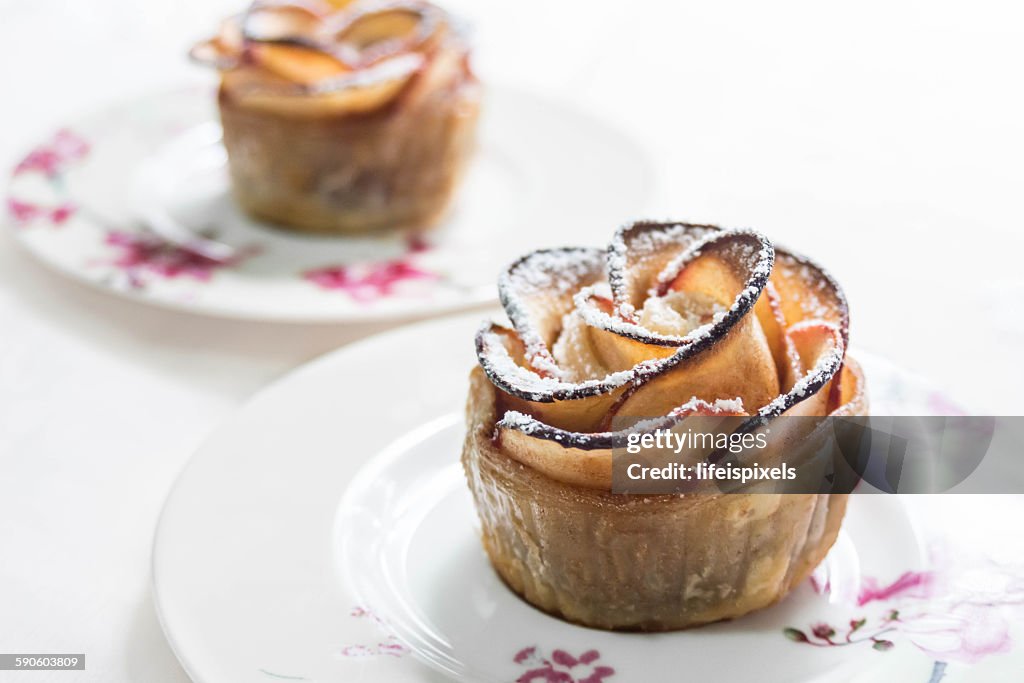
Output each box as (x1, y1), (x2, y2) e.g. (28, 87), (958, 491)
(653, 228), (774, 296)
(477, 324), (635, 401)
(479, 228), (776, 400)
(758, 321), (845, 418)
(550, 309), (609, 382)
(608, 221), (716, 312)
(676, 396), (746, 415)
(499, 248), (605, 298)
(497, 395), (746, 451)
(477, 221), (851, 444)
(498, 247), (605, 379)
(579, 229), (773, 349)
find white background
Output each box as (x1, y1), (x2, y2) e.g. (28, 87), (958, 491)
(1, 0), (1022, 681)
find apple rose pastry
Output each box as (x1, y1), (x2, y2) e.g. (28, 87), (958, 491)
(191, 0), (480, 234)
(462, 221), (867, 631)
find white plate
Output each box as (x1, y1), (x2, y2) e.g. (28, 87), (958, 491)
(5, 85), (650, 323)
(335, 416), (918, 683)
(154, 313), (1018, 683)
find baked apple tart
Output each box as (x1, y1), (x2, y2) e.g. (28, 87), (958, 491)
(192, 0), (480, 234)
(462, 221), (867, 631)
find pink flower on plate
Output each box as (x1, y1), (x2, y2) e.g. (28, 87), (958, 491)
(7, 198), (42, 224)
(50, 204), (76, 225)
(103, 230), (249, 285)
(513, 646), (615, 683)
(338, 606), (410, 660)
(14, 129), (90, 178)
(858, 571), (936, 606)
(925, 390), (968, 416)
(900, 605), (1011, 664)
(7, 197), (77, 227)
(305, 258), (438, 302)
(338, 640), (408, 659)
(788, 543), (1024, 666)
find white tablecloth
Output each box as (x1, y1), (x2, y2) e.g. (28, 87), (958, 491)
(1, 1), (1022, 681)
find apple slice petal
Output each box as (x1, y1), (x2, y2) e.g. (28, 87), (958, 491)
(190, 38), (240, 70)
(767, 248), (850, 404)
(476, 321), (627, 432)
(656, 230), (772, 298)
(478, 231), (776, 424)
(471, 221), (866, 490)
(574, 288), (676, 371)
(199, 0), (453, 115)
(306, 51), (420, 92)
(229, 52), (422, 115)
(325, 0), (443, 67)
(597, 395), (747, 432)
(549, 307), (615, 382)
(831, 356), (867, 416)
(474, 319), (632, 404)
(496, 397), (748, 489)
(478, 321), (622, 433)
(246, 42), (351, 85)
(242, 2), (331, 46)
(496, 412), (613, 489)
(582, 229), (774, 347)
(497, 247), (606, 377)
(577, 230), (776, 397)
(756, 320), (844, 419)
(470, 221), (872, 495)
(753, 282), (802, 391)
(606, 311), (780, 422)
(190, 16), (246, 68)
(607, 221), (720, 316)
(770, 249), (850, 348)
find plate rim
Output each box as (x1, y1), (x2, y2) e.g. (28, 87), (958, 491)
(5, 82), (653, 324)
(151, 311), (953, 683)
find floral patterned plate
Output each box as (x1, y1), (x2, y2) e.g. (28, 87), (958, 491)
(6, 85), (650, 322)
(152, 313), (1024, 683)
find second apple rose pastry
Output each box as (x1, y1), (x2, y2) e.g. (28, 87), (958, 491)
(192, 0), (480, 235)
(462, 221), (868, 631)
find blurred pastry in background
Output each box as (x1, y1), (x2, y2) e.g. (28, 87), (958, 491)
(192, 0), (480, 235)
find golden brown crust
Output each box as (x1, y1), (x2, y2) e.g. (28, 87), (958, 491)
(461, 221), (869, 630)
(197, 1), (480, 234)
(462, 220), (866, 631)
(463, 366), (861, 631)
(218, 72), (479, 234)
